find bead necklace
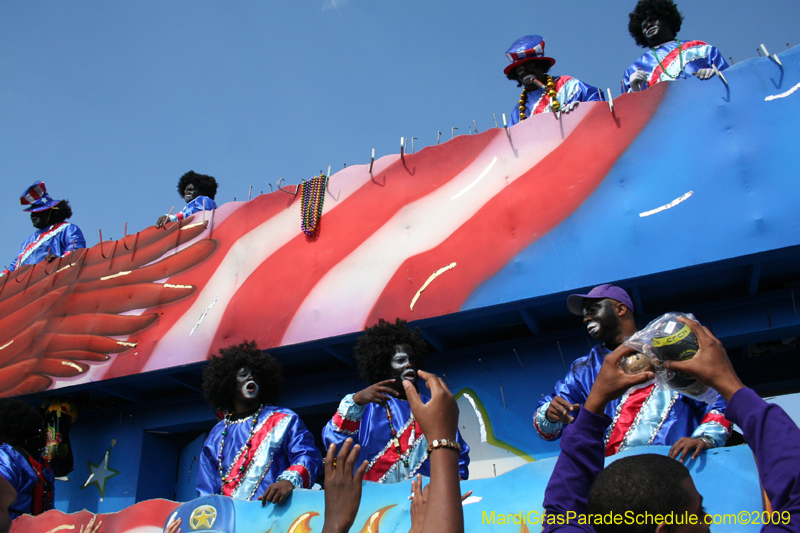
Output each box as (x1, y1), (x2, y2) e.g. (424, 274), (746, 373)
(518, 75), (560, 122)
(651, 39), (683, 80)
(545, 75), (561, 112)
(299, 173), (328, 237)
(218, 404), (264, 486)
(518, 88), (529, 121)
(384, 404), (410, 468)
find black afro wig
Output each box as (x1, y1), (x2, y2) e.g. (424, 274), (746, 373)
(353, 318), (428, 385)
(628, 0), (683, 48)
(0, 399), (44, 449)
(505, 60), (553, 87)
(177, 171), (218, 200)
(202, 340), (284, 413)
(35, 200), (73, 226)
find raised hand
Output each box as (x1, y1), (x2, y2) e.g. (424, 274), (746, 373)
(79, 515), (102, 533)
(321, 438), (368, 533)
(353, 379), (399, 407)
(403, 371), (463, 533)
(165, 517), (182, 533)
(409, 474), (429, 533)
(664, 317), (744, 401)
(409, 474), (472, 533)
(584, 345), (655, 415)
(403, 370), (457, 442)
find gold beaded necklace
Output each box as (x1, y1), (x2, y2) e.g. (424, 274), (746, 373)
(518, 75), (560, 121)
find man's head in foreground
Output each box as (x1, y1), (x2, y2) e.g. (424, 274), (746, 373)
(589, 453), (707, 533)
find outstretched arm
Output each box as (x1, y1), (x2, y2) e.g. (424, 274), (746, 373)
(666, 318), (800, 527)
(321, 438), (368, 533)
(404, 371), (463, 533)
(542, 345), (654, 532)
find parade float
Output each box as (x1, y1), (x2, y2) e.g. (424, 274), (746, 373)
(5, 47), (800, 532)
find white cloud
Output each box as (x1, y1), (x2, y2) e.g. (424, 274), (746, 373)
(322, 0), (345, 10)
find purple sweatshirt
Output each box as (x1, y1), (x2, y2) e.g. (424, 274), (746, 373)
(542, 387), (800, 532)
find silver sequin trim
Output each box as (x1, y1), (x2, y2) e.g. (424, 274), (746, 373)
(617, 387), (660, 452)
(645, 391), (679, 446)
(247, 442), (275, 500)
(365, 415), (419, 483)
(377, 432), (426, 483)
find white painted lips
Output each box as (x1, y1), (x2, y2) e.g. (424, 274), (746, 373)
(243, 380), (259, 398)
(402, 369), (417, 382)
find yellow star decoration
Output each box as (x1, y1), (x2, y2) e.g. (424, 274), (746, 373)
(189, 505), (217, 530)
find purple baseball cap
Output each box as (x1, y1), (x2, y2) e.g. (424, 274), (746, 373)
(566, 284), (634, 316)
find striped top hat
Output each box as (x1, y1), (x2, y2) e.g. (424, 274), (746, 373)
(504, 35), (556, 75)
(20, 181), (62, 212)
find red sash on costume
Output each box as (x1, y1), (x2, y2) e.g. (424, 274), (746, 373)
(532, 76), (574, 115)
(14, 222), (68, 269)
(363, 419), (423, 482)
(647, 41), (707, 88)
(605, 384), (656, 456)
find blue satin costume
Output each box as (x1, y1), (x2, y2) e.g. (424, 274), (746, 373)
(167, 196), (216, 223)
(510, 76), (602, 126)
(4, 222), (85, 274)
(621, 39), (729, 94)
(533, 345), (731, 456)
(0, 444), (54, 520)
(322, 394), (470, 483)
(196, 406), (321, 501)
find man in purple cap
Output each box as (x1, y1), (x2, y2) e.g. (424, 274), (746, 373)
(533, 284), (731, 459)
(1, 182), (86, 277)
(504, 35), (602, 126)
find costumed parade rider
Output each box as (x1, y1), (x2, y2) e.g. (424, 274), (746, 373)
(504, 34), (601, 126)
(540, 318), (800, 533)
(2, 181), (85, 277)
(156, 171), (218, 228)
(533, 284), (730, 459)
(322, 318), (470, 483)
(197, 341), (322, 504)
(0, 399), (55, 520)
(622, 0), (728, 93)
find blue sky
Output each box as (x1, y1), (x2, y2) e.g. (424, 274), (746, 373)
(1, 0), (797, 266)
